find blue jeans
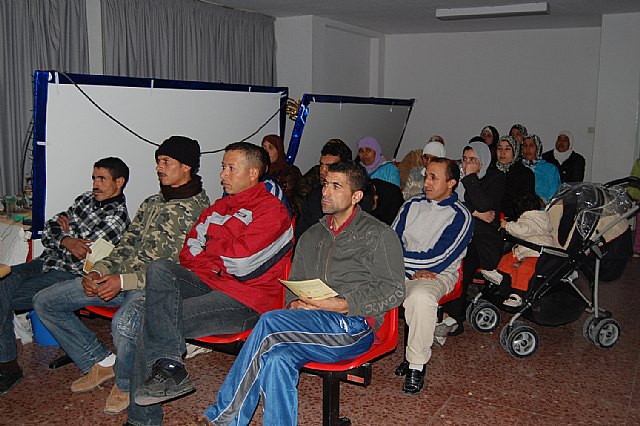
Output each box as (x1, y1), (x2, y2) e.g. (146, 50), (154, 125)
(0, 259), (76, 362)
(204, 309), (374, 426)
(127, 259), (260, 426)
(33, 278), (145, 391)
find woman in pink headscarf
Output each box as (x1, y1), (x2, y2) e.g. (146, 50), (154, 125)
(357, 136), (400, 187)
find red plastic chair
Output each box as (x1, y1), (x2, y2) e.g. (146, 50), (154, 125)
(85, 259), (291, 348)
(302, 307), (398, 426)
(84, 305), (118, 318)
(191, 258), (291, 348)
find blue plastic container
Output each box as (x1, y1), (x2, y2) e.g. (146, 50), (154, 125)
(26, 310), (59, 346)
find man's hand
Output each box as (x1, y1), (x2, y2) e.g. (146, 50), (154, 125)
(500, 218), (508, 229)
(93, 274), (122, 302)
(82, 272), (101, 297)
(61, 237), (92, 260)
(412, 270), (437, 280)
(290, 296), (349, 314)
(473, 210), (496, 224)
(56, 214), (70, 232)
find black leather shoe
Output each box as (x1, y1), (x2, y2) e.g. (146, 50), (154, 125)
(394, 360), (409, 376)
(402, 367), (425, 395)
(0, 365), (23, 395)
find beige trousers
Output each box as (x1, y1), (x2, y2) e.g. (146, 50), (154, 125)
(403, 275), (454, 365)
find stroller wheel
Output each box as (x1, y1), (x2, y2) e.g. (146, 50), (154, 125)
(468, 301), (500, 333)
(505, 322), (539, 359)
(582, 315), (598, 344)
(499, 325), (510, 350)
(593, 318), (621, 349)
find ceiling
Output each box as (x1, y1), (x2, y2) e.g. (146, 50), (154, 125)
(202, 0), (640, 34)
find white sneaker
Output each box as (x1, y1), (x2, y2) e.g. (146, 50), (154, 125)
(503, 294), (523, 307)
(185, 343), (212, 359)
(13, 313), (33, 344)
(566, 271), (579, 282)
(481, 269), (503, 285)
(433, 335), (447, 348)
(434, 317), (458, 338)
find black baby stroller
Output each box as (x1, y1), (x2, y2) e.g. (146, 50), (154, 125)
(464, 176), (640, 358)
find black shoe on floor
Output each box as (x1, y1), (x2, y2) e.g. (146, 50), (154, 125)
(0, 363), (23, 395)
(402, 367), (425, 395)
(134, 359), (195, 406)
(394, 360), (409, 376)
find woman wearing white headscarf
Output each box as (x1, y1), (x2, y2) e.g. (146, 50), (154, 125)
(443, 139), (505, 336)
(542, 130), (586, 183)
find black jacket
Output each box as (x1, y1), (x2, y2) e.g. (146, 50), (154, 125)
(542, 150), (585, 183)
(500, 162), (536, 220)
(461, 165), (506, 269)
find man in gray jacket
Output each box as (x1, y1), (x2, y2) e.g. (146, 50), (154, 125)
(197, 161), (406, 426)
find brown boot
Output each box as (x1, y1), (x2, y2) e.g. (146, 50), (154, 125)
(70, 363), (115, 393)
(104, 383), (129, 415)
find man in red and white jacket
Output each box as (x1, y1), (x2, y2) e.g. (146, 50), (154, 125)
(127, 142), (294, 426)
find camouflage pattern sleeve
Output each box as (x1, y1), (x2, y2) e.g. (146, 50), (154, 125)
(92, 196), (151, 277)
(120, 191), (210, 290)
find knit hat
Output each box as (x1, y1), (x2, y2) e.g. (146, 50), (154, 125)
(155, 136), (201, 172)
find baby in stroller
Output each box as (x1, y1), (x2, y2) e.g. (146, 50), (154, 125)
(481, 193), (558, 307)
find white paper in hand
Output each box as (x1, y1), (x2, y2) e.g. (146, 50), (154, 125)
(83, 238), (115, 273)
(279, 278), (338, 300)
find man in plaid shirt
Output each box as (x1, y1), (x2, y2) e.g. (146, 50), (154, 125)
(34, 136), (210, 416)
(0, 157), (130, 395)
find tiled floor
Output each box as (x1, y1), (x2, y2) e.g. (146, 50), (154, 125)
(2, 260), (639, 425)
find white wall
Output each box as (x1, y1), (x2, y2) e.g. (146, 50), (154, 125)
(592, 13), (640, 183)
(383, 28), (602, 176)
(275, 16), (314, 100)
(276, 16), (383, 172)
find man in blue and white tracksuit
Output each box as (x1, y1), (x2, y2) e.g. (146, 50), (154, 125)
(392, 157), (473, 395)
(201, 161), (406, 425)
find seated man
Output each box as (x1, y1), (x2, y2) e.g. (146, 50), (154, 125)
(127, 142), (294, 425)
(200, 161), (405, 425)
(294, 138), (353, 240)
(34, 136), (209, 414)
(0, 157), (130, 394)
(392, 158), (473, 395)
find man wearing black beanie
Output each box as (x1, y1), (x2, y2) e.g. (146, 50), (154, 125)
(35, 136), (210, 415)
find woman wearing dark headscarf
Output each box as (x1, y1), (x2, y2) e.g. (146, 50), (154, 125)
(542, 130), (586, 183)
(261, 134), (302, 204)
(509, 124), (528, 146)
(481, 125), (499, 163)
(357, 136), (401, 187)
(521, 134), (561, 205)
(496, 136), (536, 219)
(442, 141), (505, 336)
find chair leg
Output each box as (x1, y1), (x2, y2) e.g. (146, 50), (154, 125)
(322, 372), (352, 426)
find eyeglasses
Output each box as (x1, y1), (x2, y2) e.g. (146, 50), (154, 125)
(461, 156), (479, 164)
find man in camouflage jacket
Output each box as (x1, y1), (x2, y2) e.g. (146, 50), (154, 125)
(34, 136), (209, 415)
